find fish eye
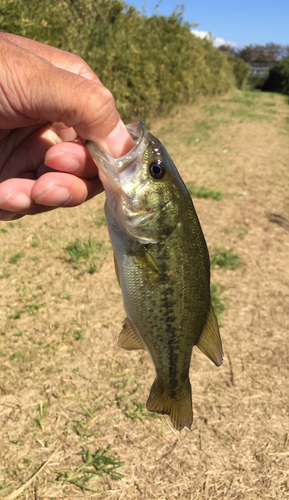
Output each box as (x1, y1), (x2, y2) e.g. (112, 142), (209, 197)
(149, 161), (165, 179)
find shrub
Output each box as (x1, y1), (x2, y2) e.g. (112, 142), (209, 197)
(0, 0), (236, 121)
(263, 56), (289, 95)
(228, 57), (250, 89)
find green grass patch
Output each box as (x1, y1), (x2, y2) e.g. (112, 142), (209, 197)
(187, 184), (224, 200)
(210, 247), (242, 270)
(10, 351), (25, 362)
(11, 302), (46, 320)
(93, 214), (107, 227)
(211, 283), (227, 322)
(125, 400), (160, 422)
(31, 234), (40, 247)
(57, 447), (124, 493)
(0, 272), (10, 279)
(9, 250), (24, 264)
(65, 236), (106, 276)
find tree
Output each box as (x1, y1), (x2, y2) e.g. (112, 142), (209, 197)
(238, 43), (282, 64)
(263, 56), (289, 94)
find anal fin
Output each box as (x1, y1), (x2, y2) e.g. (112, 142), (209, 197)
(197, 303), (223, 366)
(118, 317), (145, 351)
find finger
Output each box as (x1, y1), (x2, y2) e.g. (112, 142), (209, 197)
(31, 172), (103, 207)
(0, 178), (34, 211)
(0, 123), (81, 182)
(0, 126), (64, 182)
(0, 173), (103, 216)
(0, 33), (100, 83)
(44, 142), (98, 178)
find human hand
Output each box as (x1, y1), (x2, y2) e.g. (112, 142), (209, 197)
(0, 33), (134, 220)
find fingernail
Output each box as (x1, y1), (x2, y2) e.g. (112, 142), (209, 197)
(102, 121), (135, 158)
(0, 210), (18, 221)
(35, 186), (70, 206)
(0, 192), (31, 211)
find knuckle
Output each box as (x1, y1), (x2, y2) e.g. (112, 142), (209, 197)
(86, 83), (117, 129)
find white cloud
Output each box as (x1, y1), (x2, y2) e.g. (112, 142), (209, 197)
(191, 29), (237, 48)
(213, 37), (237, 48)
(191, 29), (211, 40)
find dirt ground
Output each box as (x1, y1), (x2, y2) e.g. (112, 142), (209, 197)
(0, 90), (288, 499)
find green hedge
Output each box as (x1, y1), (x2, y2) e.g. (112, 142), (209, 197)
(263, 57), (289, 95)
(0, 0), (236, 121)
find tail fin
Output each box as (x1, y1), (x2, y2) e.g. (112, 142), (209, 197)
(146, 377), (193, 431)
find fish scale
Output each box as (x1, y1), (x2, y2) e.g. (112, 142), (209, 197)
(86, 121), (223, 431)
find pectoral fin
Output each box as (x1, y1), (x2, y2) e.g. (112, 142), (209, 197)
(132, 247), (163, 289)
(197, 303), (223, 366)
(113, 252), (120, 286)
(118, 317), (145, 350)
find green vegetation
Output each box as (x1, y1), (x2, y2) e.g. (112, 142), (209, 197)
(0, 0), (235, 122)
(57, 447), (124, 493)
(93, 214), (107, 227)
(187, 184), (224, 200)
(125, 400), (160, 422)
(65, 236), (106, 275)
(263, 56), (289, 95)
(9, 250), (24, 264)
(211, 283), (227, 321)
(11, 301), (46, 320)
(228, 56), (250, 89)
(210, 247), (242, 270)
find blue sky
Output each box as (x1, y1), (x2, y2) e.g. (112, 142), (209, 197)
(126, 0), (289, 48)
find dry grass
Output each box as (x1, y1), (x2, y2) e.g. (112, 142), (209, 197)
(0, 90), (288, 500)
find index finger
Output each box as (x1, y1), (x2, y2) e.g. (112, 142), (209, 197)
(0, 33), (99, 82)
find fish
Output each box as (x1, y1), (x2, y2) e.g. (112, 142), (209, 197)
(86, 121), (223, 431)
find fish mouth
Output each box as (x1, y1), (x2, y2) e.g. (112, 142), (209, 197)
(86, 121), (147, 185)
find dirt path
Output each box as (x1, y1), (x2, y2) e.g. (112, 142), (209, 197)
(0, 90), (288, 499)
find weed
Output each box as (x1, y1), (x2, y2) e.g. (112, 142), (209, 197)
(0, 228), (8, 233)
(11, 302), (46, 320)
(10, 440), (24, 446)
(57, 447), (124, 492)
(31, 234), (40, 247)
(210, 247), (242, 270)
(10, 351), (25, 362)
(187, 184), (224, 200)
(237, 226), (248, 239)
(211, 283), (227, 321)
(0, 272), (10, 279)
(93, 214), (107, 227)
(65, 236), (106, 275)
(9, 250), (24, 264)
(125, 400), (160, 422)
(35, 402), (49, 430)
(74, 330), (84, 341)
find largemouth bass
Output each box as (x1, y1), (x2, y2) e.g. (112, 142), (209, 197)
(86, 121), (223, 431)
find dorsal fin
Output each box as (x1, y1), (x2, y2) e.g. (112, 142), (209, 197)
(118, 317), (145, 351)
(197, 303), (223, 366)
